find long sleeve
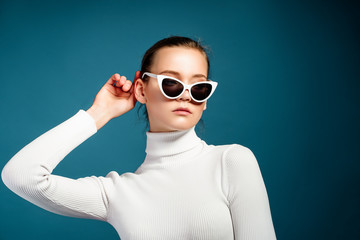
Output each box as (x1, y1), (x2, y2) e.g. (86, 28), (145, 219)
(222, 144), (277, 239)
(1, 110), (111, 221)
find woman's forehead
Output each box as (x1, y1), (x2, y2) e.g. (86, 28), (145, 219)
(158, 70), (207, 80)
(150, 47), (208, 77)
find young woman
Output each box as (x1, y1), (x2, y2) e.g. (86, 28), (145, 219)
(2, 36), (276, 239)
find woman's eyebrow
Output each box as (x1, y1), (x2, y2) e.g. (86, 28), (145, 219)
(159, 70), (207, 79)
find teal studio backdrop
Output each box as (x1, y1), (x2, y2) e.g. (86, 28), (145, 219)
(0, 0), (359, 239)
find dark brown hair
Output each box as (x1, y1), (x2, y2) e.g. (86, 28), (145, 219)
(140, 36), (211, 81)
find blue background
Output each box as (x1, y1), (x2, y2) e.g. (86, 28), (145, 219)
(1, 0), (359, 239)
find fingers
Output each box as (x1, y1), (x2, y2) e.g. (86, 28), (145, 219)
(108, 74), (132, 93)
(121, 80), (133, 92)
(113, 75), (126, 87)
(107, 73), (121, 85)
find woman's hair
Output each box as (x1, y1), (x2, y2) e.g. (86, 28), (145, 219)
(140, 36), (211, 82)
(137, 36), (211, 131)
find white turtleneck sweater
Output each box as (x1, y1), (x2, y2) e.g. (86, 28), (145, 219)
(1, 110), (276, 240)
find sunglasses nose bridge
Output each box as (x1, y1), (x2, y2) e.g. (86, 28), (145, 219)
(177, 87), (191, 101)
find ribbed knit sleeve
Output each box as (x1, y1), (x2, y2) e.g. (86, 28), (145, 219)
(1, 110), (111, 221)
(222, 144), (277, 240)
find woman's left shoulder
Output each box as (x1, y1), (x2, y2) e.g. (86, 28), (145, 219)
(209, 143), (257, 165)
(209, 143), (254, 155)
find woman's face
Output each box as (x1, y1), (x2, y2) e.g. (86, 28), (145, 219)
(136, 46), (208, 132)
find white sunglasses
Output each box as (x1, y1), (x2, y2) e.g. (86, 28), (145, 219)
(142, 72), (218, 103)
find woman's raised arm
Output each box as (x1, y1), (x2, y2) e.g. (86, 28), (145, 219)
(1, 72), (139, 220)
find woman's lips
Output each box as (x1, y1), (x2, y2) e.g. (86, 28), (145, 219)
(173, 108), (192, 115)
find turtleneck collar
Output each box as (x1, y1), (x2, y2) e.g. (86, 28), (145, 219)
(145, 126), (201, 157)
(139, 126), (205, 168)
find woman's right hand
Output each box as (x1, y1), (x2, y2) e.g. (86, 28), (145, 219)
(86, 71), (141, 130)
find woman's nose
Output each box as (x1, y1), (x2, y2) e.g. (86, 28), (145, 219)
(178, 89), (191, 102)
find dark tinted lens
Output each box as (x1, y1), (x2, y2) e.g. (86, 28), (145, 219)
(162, 78), (183, 97)
(191, 83), (212, 101)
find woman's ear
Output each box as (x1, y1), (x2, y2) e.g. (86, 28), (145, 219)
(203, 101), (207, 111)
(134, 78), (147, 104)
